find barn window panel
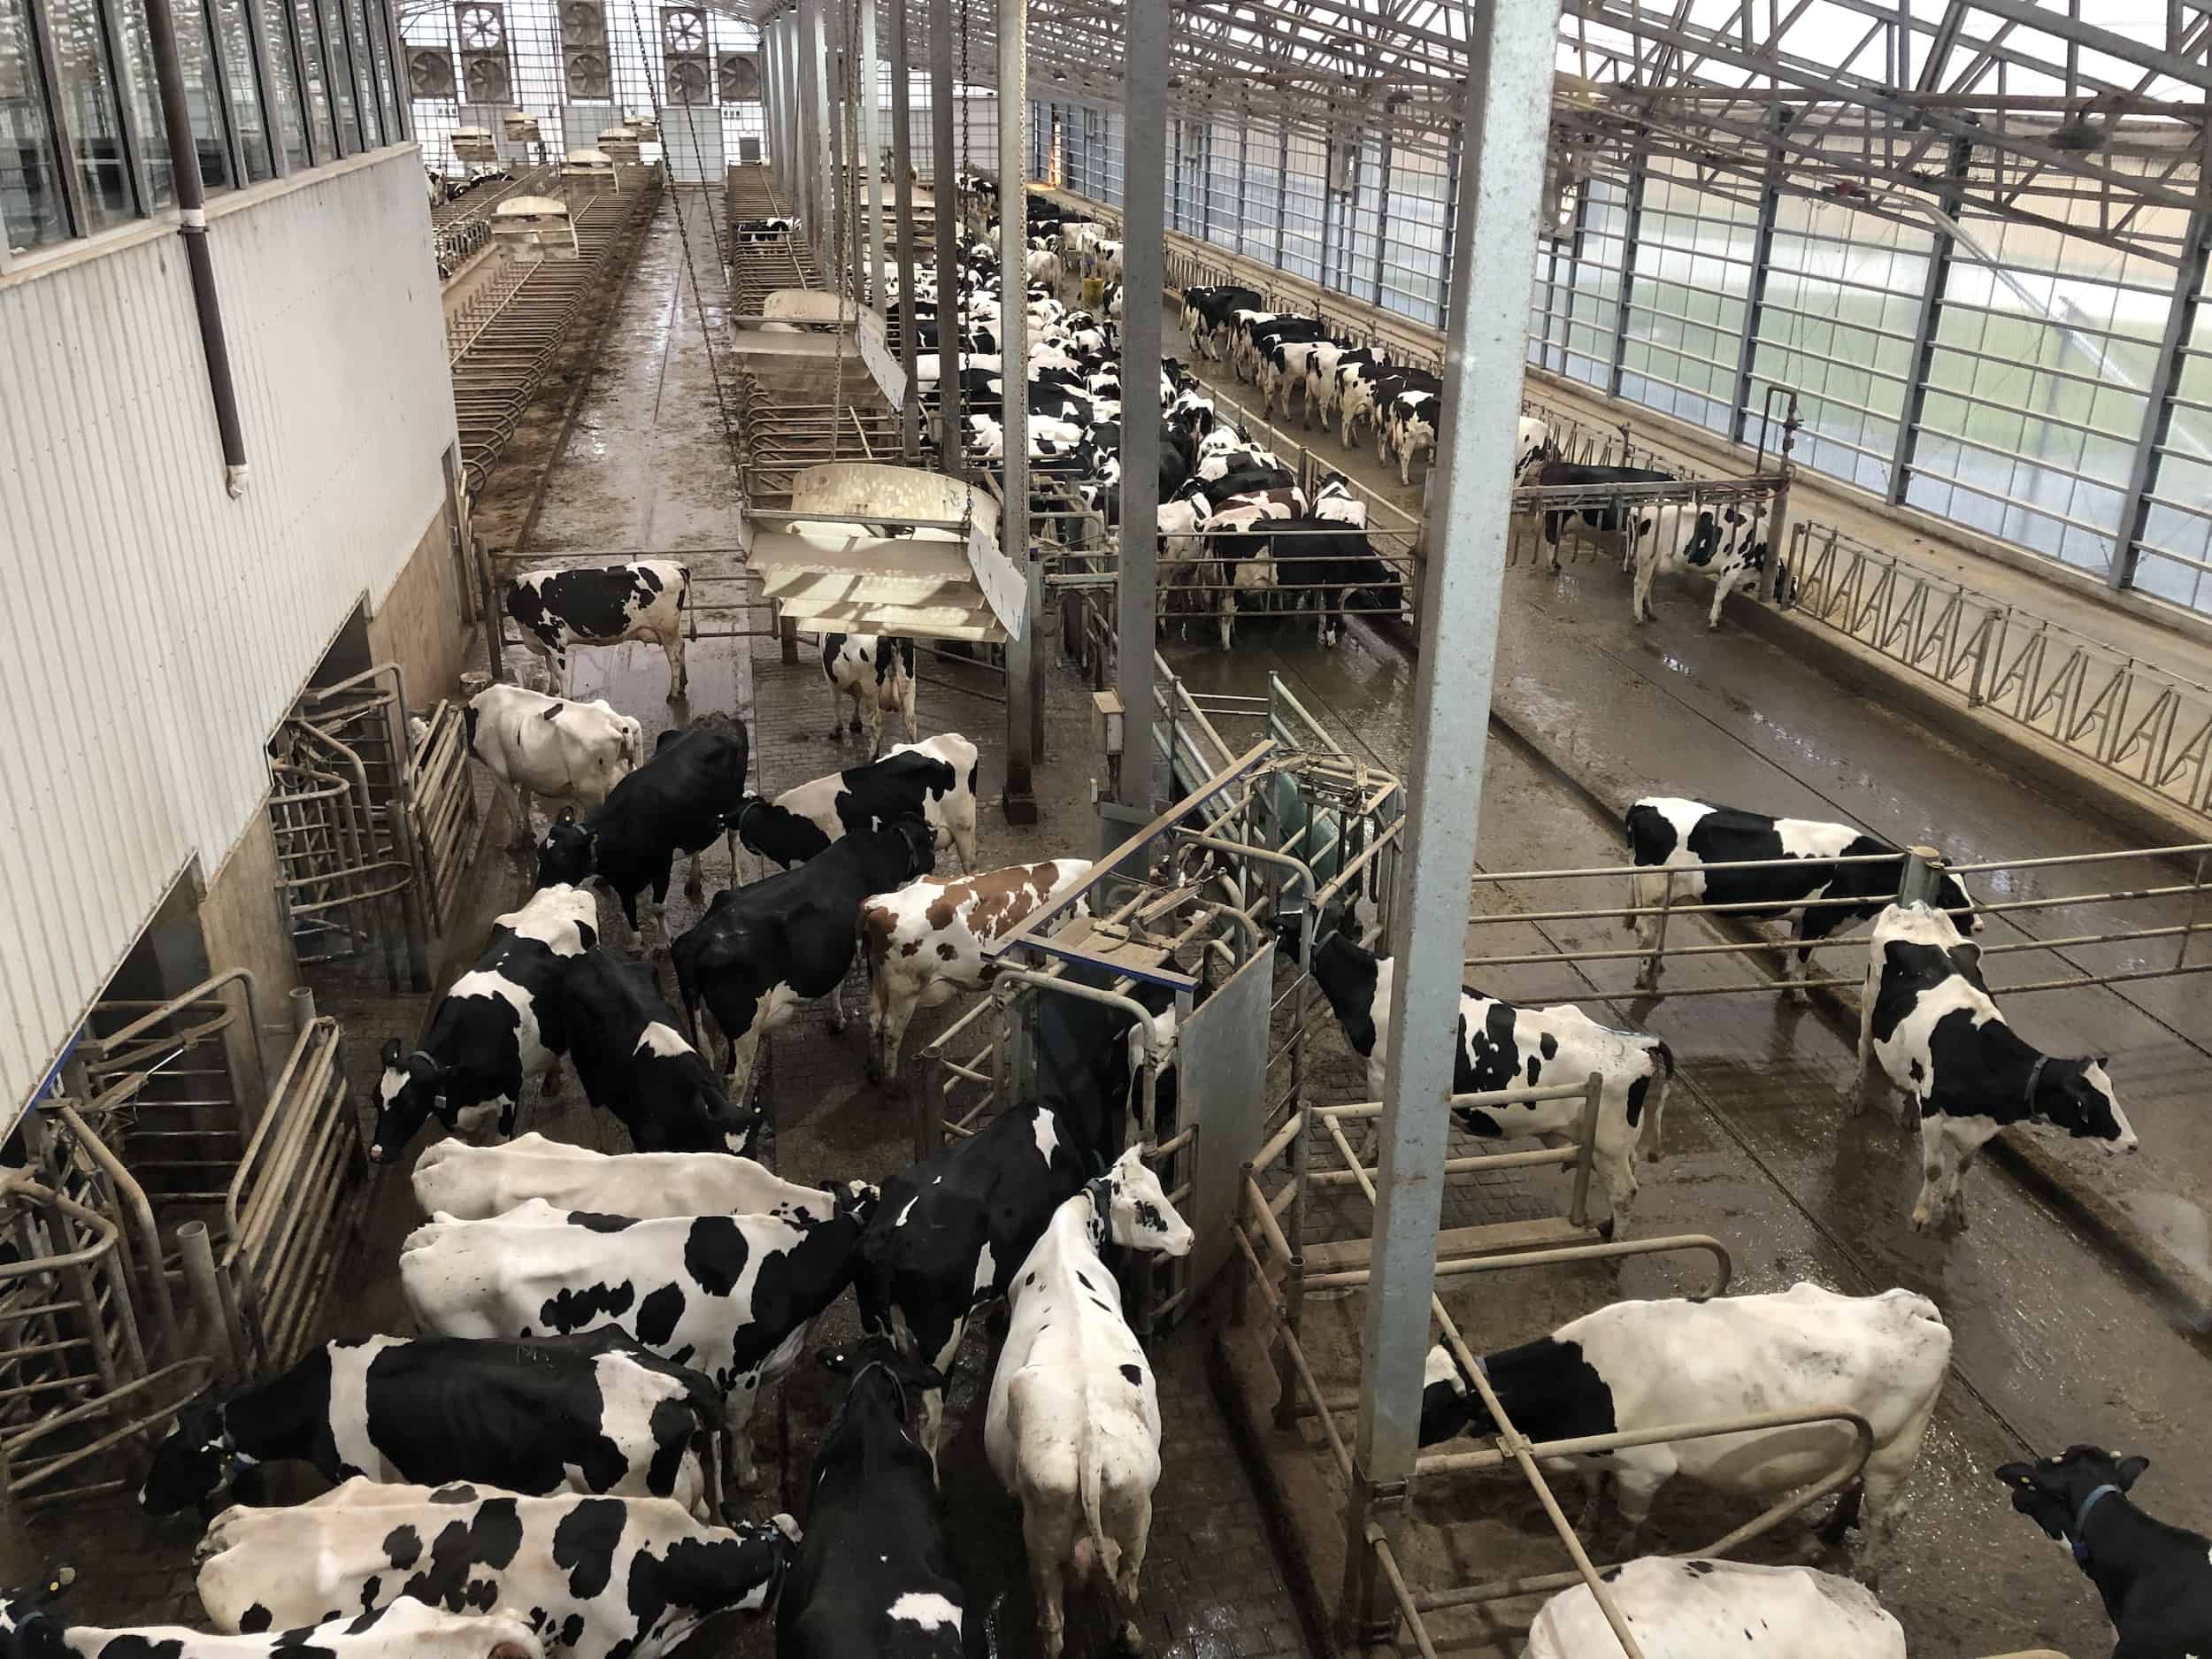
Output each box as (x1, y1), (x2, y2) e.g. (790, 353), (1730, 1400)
(315, 0), (357, 150)
(1618, 160), (1759, 434)
(1203, 118), (1238, 250)
(1242, 119), (1280, 261)
(1559, 172), (1629, 390)
(2135, 228), (2212, 617)
(1380, 134), (1447, 326)
(1279, 128), (1323, 283)
(47, 0), (135, 226)
(112, 0), (235, 202)
(209, 0), (272, 180)
(340, 0), (377, 144)
(1335, 132), (1380, 300)
(361, 0), (394, 138)
(0, 0), (71, 248)
(285, 0), (334, 159)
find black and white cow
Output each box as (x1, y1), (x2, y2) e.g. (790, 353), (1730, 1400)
(533, 718), (750, 944)
(985, 1165), (1194, 1659)
(674, 821), (935, 1099)
(1624, 796), (1980, 996)
(139, 1331), (720, 1518)
(1627, 503), (1795, 627)
(1863, 901), (2138, 1232)
(1179, 286), (1263, 361)
(1263, 519), (1407, 648)
(1419, 1283), (1951, 1550)
(372, 884), (599, 1165)
(413, 1133), (841, 1225)
(856, 1122), (1183, 1458)
(736, 734), (980, 873)
(196, 1482), (797, 1659)
(561, 950), (763, 1155)
(820, 634), (918, 758)
(1526, 459), (1676, 570)
(1293, 914), (1671, 1234)
(464, 684), (642, 850)
(1524, 1558), (1906, 1659)
(777, 1341), (979, 1659)
(0, 1589), (545, 1659)
(1995, 1446), (2212, 1658)
(400, 1184), (879, 1488)
(1307, 347), (1385, 434)
(734, 217), (797, 242)
(507, 562), (690, 702)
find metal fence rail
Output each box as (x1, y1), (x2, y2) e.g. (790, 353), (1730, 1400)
(1786, 521), (2212, 825)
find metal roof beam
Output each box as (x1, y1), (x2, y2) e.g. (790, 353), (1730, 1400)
(1960, 0), (2212, 93)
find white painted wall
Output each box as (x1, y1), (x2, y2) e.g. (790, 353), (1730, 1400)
(0, 146), (457, 1110)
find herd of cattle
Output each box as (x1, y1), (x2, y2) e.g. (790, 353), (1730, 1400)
(35, 215), (2202, 1659)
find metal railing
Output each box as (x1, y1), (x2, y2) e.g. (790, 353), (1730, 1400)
(1786, 521), (2212, 825)
(1459, 840), (2212, 1005)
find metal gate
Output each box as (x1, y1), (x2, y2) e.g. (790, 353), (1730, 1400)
(269, 667), (430, 988)
(405, 697), (482, 935)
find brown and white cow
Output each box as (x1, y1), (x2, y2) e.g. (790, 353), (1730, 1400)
(862, 857), (1092, 1082)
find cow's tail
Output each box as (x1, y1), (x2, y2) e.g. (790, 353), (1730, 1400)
(1639, 1040), (1675, 1163)
(1079, 1435), (1121, 1586)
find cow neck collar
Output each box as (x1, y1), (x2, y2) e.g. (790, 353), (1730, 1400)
(2023, 1053), (2052, 1113)
(2069, 1483), (2122, 1566)
(733, 797), (766, 849)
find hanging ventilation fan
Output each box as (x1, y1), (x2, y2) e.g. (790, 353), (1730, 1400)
(662, 6), (706, 53)
(463, 53), (511, 101)
(560, 0), (603, 43)
(407, 47), (457, 97)
(565, 50), (610, 96)
(455, 3), (503, 49)
(667, 58), (710, 103)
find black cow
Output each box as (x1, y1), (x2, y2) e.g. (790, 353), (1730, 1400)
(139, 1331), (721, 1518)
(673, 822), (936, 1098)
(1528, 460), (1678, 566)
(1264, 519), (1408, 647)
(371, 883), (598, 1164)
(777, 1341), (976, 1659)
(534, 717), (749, 943)
(1995, 1447), (2212, 1659)
(562, 950), (763, 1155)
(734, 745), (970, 871)
(1624, 796), (1980, 994)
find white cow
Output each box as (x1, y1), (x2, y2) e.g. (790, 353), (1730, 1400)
(401, 1186), (877, 1487)
(196, 1482), (795, 1659)
(411, 1130), (844, 1223)
(861, 857), (1092, 1082)
(465, 683), (642, 849)
(1420, 1283), (1951, 1550)
(0, 1594), (545, 1659)
(885, 733), (981, 872)
(984, 1155), (1195, 1659)
(821, 634), (918, 758)
(1525, 1557), (1906, 1659)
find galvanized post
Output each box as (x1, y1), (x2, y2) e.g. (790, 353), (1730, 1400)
(1606, 140), (1649, 398)
(1371, 132), (1391, 307)
(1889, 134), (1973, 504)
(1729, 106), (1792, 443)
(928, 0), (961, 465)
(1568, 1071), (1602, 1229)
(1170, 117), (1183, 234)
(1343, 0), (1555, 1638)
(1116, 0), (1167, 818)
(1898, 844), (1946, 909)
(1272, 125), (1290, 266)
(858, 0), (883, 305)
(1317, 132), (1335, 297)
(2110, 179), (2212, 591)
(1000, 0), (1039, 824)
(888, 0), (920, 461)
(799, 0), (833, 256)
(178, 1221), (239, 1386)
(1555, 168), (1593, 367)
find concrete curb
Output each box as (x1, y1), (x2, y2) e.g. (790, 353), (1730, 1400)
(1474, 667), (2212, 1343)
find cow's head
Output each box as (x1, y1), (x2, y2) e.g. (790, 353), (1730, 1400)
(0, 1569), (76, 1659)
(1088, 1145), (1194, 1257)
(535, 808), (596, 888)
(2030, 1056), (2138, 1153)
(1416, 1344), (1496, 1446)
(830, 1179), (881, 1230)
(1929, 866), (1984, 935)
(1994, 1446), (2148, 1553)
(372, 1038), (448, 1164)
(139, 1402), (238, 1516)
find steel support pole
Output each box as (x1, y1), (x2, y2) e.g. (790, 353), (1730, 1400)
(1317, 134), (1335, 290)
(807, 0), (836, 262)
(821, 0), (850, 300)
(1000, 0), (1040, 823)
(1555, 174), (1592, 372)
(1889, 134), (1973, 504)
(1606, 141), (1648, 398)
(889, 0), (920, 460)
(2110, 177), (2212, 591)
(1371, 133), (1391, 306)
(1115, 0), (1168, 817)
(1272, 125), (1290, 265)
(1341, 0), (1557, 1641)
(761, 27), (780, 187)
(861, 0), (885, 306)
(929, 0), (961, 465)
(1729, 107), (1792, 443)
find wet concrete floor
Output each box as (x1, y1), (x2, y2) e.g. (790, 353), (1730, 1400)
(1157, 357), (2212, 1655)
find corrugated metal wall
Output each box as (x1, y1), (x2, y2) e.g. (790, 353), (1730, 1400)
(0, 148), (457, 1110)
